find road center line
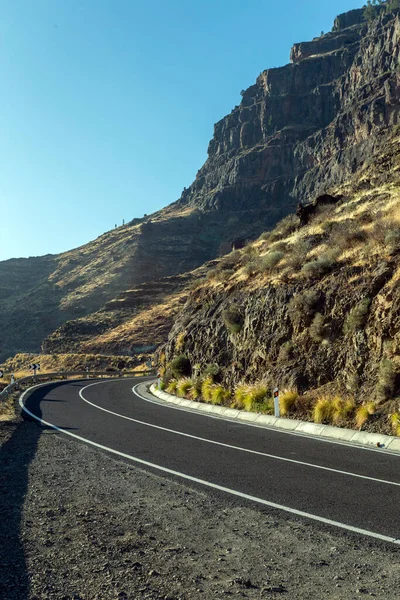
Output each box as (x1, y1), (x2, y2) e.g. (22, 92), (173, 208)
(18, 383), (400, 547)
(78, 380), (400, 489)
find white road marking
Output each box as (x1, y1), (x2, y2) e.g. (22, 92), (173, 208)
(76, 380), (400, 489)
(136, 383), (400, 457)
(18, 383), (400, 546)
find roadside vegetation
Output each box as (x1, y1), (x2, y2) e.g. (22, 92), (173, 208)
(162, 172), (400, 437)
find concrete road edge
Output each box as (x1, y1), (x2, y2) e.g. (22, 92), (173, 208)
(149, 384), (400, 453)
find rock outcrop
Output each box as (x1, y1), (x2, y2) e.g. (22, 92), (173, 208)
(2, 6), (400, 360)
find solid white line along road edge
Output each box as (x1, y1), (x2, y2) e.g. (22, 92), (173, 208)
(139, 383), (400, 458)
(77, 380), (400, 489)
(18, 383), (400, 546)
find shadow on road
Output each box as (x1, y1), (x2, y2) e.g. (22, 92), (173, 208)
(0, 382), (69, 600)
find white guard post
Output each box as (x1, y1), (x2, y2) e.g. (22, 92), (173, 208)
(273, 387), (280, 418)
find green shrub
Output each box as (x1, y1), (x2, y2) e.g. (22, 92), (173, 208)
(219, 251), (241, 269)
(343, 298), (371, 334)
(243, 259), (262, 276)
(269, 214), (299, 241)
(261, 250), (284, 270)
(385, 229), (400, 253)
(273, 242), (288, 253)
(278, 341), (294, 361)
(170, 355), (191, 378)
(215, 269), (234, 282)
(285, 240), (311, 270)
(309, 312), (326, 342)
(203, 364), (220, 379)
(301, 249), (340, 279)
(176, 378), (193, 398)
(288, 289), (319, 324)
(223, 304), (244, 334)
(189, 277), (206, 290)
(377, 359), (396, 400)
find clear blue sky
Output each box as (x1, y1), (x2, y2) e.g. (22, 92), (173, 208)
(0, 0), (364, 260)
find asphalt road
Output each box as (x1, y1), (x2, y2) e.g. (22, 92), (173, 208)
(21, 377), (400, 545)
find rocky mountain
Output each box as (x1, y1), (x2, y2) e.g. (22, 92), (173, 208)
(2, 4), (400, 363)
(163, 135), (400, 433)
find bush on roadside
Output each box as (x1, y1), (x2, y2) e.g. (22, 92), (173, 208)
(331, 396), (356, 424)
(279, 390), (299, 416)
(355, 403), (374, 429)
(313, 397), (333, 424)
(391, 413), (400, 436)
(166, 379), (178, 394)
(201, 376), (214, 402)
(176, 377), (193, 398)
(211, 384), (231, 405)
(170, 355), (191, 378)
(188, 377), (203, 400)
(234, 382), (271, 413)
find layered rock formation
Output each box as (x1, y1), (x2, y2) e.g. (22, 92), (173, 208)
(2, 5), (400, 360)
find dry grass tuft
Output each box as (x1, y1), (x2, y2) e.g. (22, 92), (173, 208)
(313, 397), (333, 424)
(166, 379), (178, 395)
(211, 384), (231, 405)
(176, 377), (193, 398)
(201, 376), (214, 402)
(331, 397), (356, 424)
(390, 413), (400, 436)
(355, 404), (371, 429)
(279, 390), (299, 416)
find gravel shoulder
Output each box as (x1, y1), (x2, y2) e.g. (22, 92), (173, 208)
(1, 407), (400, 600)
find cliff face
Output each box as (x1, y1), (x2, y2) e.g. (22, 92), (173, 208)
(163, 136), (400, 430)
(2, 6), (400, 361)
(178, 9), (400, 220)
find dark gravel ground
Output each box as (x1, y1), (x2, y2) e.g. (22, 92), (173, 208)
(1, 409), (400, 600)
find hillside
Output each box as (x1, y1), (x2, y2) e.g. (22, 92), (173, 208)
(162, 135), (400, 435)
(2, 5), (400, 362)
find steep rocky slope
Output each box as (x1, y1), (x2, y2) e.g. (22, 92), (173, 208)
(162, 134), (400, 434)
(2, 5), (400, 361)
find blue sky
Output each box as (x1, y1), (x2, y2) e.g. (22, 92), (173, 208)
(0, 0), (364, 260)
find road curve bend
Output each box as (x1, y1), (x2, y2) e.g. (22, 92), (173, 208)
(20, 377), (400, 546)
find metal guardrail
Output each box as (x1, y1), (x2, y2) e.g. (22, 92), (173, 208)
(0, 370), (156, 400)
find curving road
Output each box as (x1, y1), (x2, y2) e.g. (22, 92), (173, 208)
(21, 377), (400, 545)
